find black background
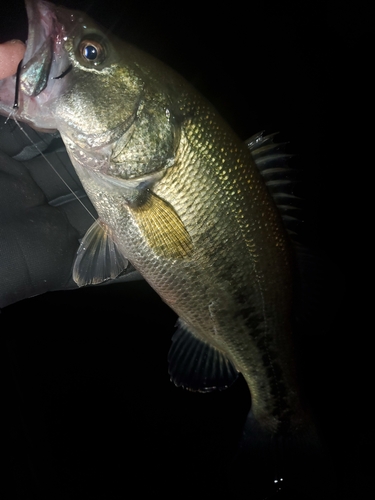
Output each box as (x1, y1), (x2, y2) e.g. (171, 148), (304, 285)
(1, 1), (371, 499)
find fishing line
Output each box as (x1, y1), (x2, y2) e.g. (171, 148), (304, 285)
(6, 112), (133, 286)
(9, 54), (94, 219)
(7, 111), (97, 222)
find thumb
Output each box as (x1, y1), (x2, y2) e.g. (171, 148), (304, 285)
(0, 40), (26, 79)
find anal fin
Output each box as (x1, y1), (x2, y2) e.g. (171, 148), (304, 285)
(168, 319), (239, 392)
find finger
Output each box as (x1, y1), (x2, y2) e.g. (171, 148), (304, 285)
(0, 40), (26, 79)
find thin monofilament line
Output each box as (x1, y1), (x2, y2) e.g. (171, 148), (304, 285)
(8, 112), (97, 222)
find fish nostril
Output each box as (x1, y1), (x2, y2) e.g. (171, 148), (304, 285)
(53, 64), (73, 80)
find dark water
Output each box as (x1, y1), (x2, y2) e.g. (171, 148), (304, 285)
(1, 1), (371, 498)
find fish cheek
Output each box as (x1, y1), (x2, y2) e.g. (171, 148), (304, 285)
(110, 102), (181, 179)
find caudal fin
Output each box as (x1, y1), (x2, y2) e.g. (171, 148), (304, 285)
(227, 411), (336, 499)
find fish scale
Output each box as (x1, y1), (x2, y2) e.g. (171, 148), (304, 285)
(149, 103), (297, 432)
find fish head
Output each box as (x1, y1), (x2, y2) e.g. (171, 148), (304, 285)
(0, 0), (180, 180)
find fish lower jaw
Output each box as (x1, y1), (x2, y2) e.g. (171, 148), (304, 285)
(62, 136), (111, 172)
(71, 150), (110, 173)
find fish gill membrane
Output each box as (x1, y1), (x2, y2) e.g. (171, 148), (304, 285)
(0, 1), (338, 498)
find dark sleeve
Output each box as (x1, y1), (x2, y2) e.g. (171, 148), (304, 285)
(0, 116), (140, 308)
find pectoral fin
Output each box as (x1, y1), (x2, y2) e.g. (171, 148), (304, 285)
(131, 191), (193, 259)
(73, 219), (128, 286)
(168, 319), (239, 392)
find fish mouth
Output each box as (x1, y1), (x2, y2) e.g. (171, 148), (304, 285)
(0, 1), (67, 127)
(22, 0), (56, 71)
(19, 0), (67, 97)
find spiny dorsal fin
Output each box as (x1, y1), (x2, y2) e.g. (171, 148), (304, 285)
(73, 219), (128, 286)
(247, 131), (302, 237)
(168, 319), (239, 392)
(248, 133), (336, 335)
(131, 191), (193, 259)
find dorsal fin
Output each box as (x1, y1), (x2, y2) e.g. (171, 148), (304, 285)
(247, 131), (302, 238)
(247, 132), (337, 335)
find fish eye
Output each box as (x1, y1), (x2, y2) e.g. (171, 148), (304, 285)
(78, 39), (105, 65)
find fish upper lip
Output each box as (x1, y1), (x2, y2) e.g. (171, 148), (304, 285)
(18, 0), (68, 97)
(23, 0), (59, 68)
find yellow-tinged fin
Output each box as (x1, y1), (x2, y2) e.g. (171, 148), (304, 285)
(131, 191), (193, 259)
(73, 219), (128, 286)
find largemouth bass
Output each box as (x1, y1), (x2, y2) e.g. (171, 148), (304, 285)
(0, 1), (328, 496)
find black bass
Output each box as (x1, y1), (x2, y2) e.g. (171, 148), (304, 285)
(0, 0), (326, 495)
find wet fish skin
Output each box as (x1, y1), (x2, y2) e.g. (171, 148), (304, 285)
(0, 1), (309, 437)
